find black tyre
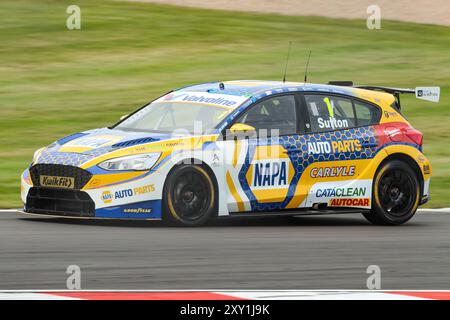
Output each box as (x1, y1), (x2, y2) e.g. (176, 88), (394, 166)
(363, 160), (420, 226)
(163, 164), (216, 226)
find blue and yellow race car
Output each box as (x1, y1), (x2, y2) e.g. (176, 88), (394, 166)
(21, 80), (439, 226)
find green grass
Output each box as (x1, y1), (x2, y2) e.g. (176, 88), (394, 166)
(1, 0), (449, 207)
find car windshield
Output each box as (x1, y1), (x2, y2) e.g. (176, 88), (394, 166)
(115, 101), (233, 134)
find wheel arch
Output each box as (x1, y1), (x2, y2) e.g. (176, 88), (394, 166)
(164, 158), (220, 217)
(375, 153), (424, 197)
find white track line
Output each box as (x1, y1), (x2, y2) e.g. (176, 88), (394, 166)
(0, 290), (445, 300)
(0, 292), (79, 300)
(418, 208), (450, 214)
(3, 208), (450, 213)
(217, 291), (427, 300)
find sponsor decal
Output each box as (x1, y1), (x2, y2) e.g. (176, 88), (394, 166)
(101, 190), (113, 204)
(308, 141), (332, 154)
(423, 164), (431, 174)
(123, 208), (152, 214)
(384, 111), (398, 118)
(331, 139), (361, 153)
(310, 166), (355, 178)
(115, 189), (133, 199)
(318, 117), (349, 129)
(252, 160), (289, 189)
(415, 87), (440, 103)
(101, 184), (155, 204)
(181, 94), (238, 107)
(329, 198), (370, 207)
(133, 184), (155, 195)
(160, 91), (247, 107)
(307, 139), (362, 154)
(211, 153), (221, 167)
(316, 187), (367, 198)
(165, 142), (183, 147)
(40, 175), (74, 189)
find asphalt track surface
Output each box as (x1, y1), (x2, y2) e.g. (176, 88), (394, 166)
(1, 209), (450, 290)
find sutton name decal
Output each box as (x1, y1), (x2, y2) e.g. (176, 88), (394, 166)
(318, 117), (349, 129)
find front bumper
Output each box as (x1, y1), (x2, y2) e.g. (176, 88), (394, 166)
(21, 165), (164, 220)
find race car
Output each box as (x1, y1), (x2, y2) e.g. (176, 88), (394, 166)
(20, 80), (440, 226)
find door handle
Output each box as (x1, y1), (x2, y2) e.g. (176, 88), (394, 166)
(361, 140), (377, 148)
(283, 148), (302, 154)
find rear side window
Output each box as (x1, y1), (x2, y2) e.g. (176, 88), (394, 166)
(304, 95), (355, 132)
(354, 101), (381, 126)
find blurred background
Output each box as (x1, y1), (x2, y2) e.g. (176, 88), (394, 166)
(1, 0), (449, 208)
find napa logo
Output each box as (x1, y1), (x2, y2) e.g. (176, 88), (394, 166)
(101, 191), (113, 204)
(251, 159), (289, 189)
(101, 189), (132, 204)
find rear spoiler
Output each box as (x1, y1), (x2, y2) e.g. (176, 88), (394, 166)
(328, 81), (440, 110)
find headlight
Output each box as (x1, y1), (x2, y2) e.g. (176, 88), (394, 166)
(98, 153), (161, 171)
(32, 147), (45, 164)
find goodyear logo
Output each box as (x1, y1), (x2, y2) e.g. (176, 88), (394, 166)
(101, 184), (155, 204)
(252, 160), (289, 189)
(124, 208), (152, 214)
(308, 139), (362, 155)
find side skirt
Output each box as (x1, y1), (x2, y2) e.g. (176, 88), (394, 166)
(227, 208), (370, 218)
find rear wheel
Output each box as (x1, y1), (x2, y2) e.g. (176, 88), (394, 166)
(163, 165), (216, 226)
(363, 160), (420, 225)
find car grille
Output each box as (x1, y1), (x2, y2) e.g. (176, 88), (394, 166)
(29, 164), (92, 190)
(25, 187), (95, 217)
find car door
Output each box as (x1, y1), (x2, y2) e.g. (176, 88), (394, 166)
(299, 93), (381, 209)
(222, 94), (309, 213)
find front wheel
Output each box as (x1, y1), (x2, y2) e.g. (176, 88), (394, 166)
(363, 160), (420, 226)
(163, 164), (216, 226)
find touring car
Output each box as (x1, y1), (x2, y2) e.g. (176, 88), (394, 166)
(20, 80), (440, 226)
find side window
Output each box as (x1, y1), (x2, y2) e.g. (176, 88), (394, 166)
(235, 95), (297, 135)
(354, 101), (381, 126)
(305, 95), (355, 132)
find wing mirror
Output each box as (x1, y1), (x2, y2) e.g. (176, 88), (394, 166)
(227, 123), (256, 139)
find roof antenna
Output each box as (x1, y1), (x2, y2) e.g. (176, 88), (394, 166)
(282, 41), (292, 83)
(304, 50), (312, 83)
